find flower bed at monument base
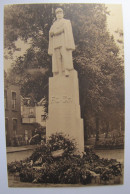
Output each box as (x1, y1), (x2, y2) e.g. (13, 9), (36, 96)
(7, 133), (123, 185)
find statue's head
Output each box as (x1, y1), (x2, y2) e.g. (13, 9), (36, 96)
(55, 8), (64, 19)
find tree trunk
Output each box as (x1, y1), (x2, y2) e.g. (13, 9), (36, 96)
(95, 115), (99, 143)
(84, 118), (88, 144)
(105, 121), (109, 138)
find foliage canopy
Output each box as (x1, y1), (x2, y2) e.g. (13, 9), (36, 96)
(4, 4), (124, 138)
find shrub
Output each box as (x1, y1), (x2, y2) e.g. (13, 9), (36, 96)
(8, 132), (122, 185)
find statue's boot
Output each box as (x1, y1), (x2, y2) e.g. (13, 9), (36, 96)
(65, 69), (69, 77)
(53, 72), (59, 76)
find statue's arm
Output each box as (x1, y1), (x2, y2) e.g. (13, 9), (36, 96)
(48, 26), (54, 55)
(64, 20), (75, 50)
(53, 27), (64, 36)
(49, 25), (54, 37)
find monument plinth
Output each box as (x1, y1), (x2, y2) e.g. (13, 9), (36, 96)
(47, 8), (84, 153)
(46, 70), (84, 152)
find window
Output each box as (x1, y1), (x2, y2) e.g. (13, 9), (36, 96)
(29, 108), (35, 118)
(13, 119), (17, 136)
(5, 118), (8, 135)
(4, 90), (8, 109)
(29, 108), (34, 115)
(12, 92), (16, 109)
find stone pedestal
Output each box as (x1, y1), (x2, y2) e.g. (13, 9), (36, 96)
(46, 70), (84, 153)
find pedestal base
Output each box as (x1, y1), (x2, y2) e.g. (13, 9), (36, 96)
(46, 70), (84, 153)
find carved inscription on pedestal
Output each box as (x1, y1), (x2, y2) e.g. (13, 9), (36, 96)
(51, 96), (72, 104)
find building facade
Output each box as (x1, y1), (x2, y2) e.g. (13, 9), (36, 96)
(21, 97), (46, 127)
(4, 83), (24, 145)
(4, 82), (35, 146)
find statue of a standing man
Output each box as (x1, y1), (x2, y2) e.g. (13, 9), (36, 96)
(48, 8), (75, 77)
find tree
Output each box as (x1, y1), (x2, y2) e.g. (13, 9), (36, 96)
(4, 4), (124, 143)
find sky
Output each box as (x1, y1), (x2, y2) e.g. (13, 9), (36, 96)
(107, 4), (123, 34)
(106, 4), (124, 60)
(4, 4), (124, 72)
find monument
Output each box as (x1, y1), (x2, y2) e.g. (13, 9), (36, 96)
(46, 8), (84, 153)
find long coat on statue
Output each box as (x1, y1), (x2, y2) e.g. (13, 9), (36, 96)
(48, 18), (75, 73)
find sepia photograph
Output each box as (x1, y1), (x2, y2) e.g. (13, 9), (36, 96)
(3, 2), (125, 188)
